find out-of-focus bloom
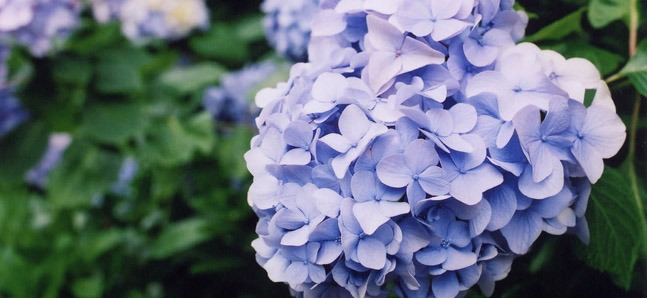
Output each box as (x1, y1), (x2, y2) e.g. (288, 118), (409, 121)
(25, 133), (72, 188)
(0, 0), (81, 57)
(203, 61), (277, 124)
(110, 156), (138, 196)
(262, 0), (320, 61)
(91, 0), (209, 43)
(0, 45), (27, 138)
(91, 0), (126, 23)
(0, 91), (28, 138)
(245, 0), (626, 297)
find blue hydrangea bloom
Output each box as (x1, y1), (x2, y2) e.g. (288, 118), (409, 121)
(0, 46), (28, 138)
(91, 0), (209, 43)
(0, 91), (28, 138)
(0, 0), (81, 57)
(262, 0), (320, 61)
(246, 0), (626, 296)
(203, 61), (277, 124)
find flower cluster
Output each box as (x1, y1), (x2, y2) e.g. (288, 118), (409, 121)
(0, 0), (81, 57)
(0, 45), (27, 138)
(91, 0), (209, 43)
(246, 1), (626, 297)
(261, 0), (320, 62)
(203, 61), (277, 124)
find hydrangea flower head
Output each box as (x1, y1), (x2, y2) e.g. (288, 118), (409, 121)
(0, 0), (81, 57)
(91, 0), (209, 43)
(246, 1), (626, 297)
(203, 61), (277, 124)
(262, 0), (320, 61)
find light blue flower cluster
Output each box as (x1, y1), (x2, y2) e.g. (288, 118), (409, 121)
(246, 1), (627, 297)
(0, 45), (27, 138)
(203, 61), (277, 124)
(261, 0), (320, 61)
(90, 0), (209, 43)
(0, 0), (81, 57)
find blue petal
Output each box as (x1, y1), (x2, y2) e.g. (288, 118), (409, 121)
(405, 139), (439, 173)
(315, 240), (343, 265)
(379, 201), (411, 218)
(339, 104), (371, 143)
(469, 199), (491, 237)
(284, 120), (313, 148)
(311, 9), (347, 36)
(450, 103), (478, 133)
(431, 18), (469, 41)
(284, 262), (309, 285)
(282, 226), (311, 246)
(443, 246), (477, 271)
(500, 210), (543, 254)
(376, 154), (412, 188)
(314, 188), (344, 218)
(432, 272), (460, 298)
(264, 253), (289, 282)
(581, 105), (626, 158)
(357, 237), (387, 270)
(418, 166), (449, 196)
(351, 170), (379, 202)
(274, 209), (307, 230)
(447, 221), (472, 247)
(485, 184), (517, 231)
(280, 148), (312, 165)
(310, 218), (341, 241)
(320, 133), (352, 153)
(533, 187), (572, 218)
(518, 161), (564, 199)
(353, 201), (389, 235)
(416, 246), (447, 266)
(398, 217), (431, 257)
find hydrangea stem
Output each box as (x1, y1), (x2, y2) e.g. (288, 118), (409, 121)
(626, 0), (647, 251)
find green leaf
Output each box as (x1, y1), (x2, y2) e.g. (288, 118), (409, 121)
(139, 113), (214, 166)
(0, 123), (49, 183)
(151, 167), (183, 201)
(80, 102), (147, 144)
(95, 46), (150, 94)
(0, 188), (33, 247)
(51, 55), (93, 87)
(544, 41), (624, 76)
(620, 40), (647, 96)
(80, 229), (124, 262)
(48, 142), (122, 209)
(66, 22), (123, 55)
(583, 165), (645, 289)
(524, 7), (586, 43)
(588, 0), (631, 28)
(234, 14), (266, 42)
(183, 112), (216, 154)
(149, 218), (212, 259)
(189, 24), (249, 63)
(159, 62), (226, 94)
(216, 125), (254, 180)
(71, 273), (104, 298)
